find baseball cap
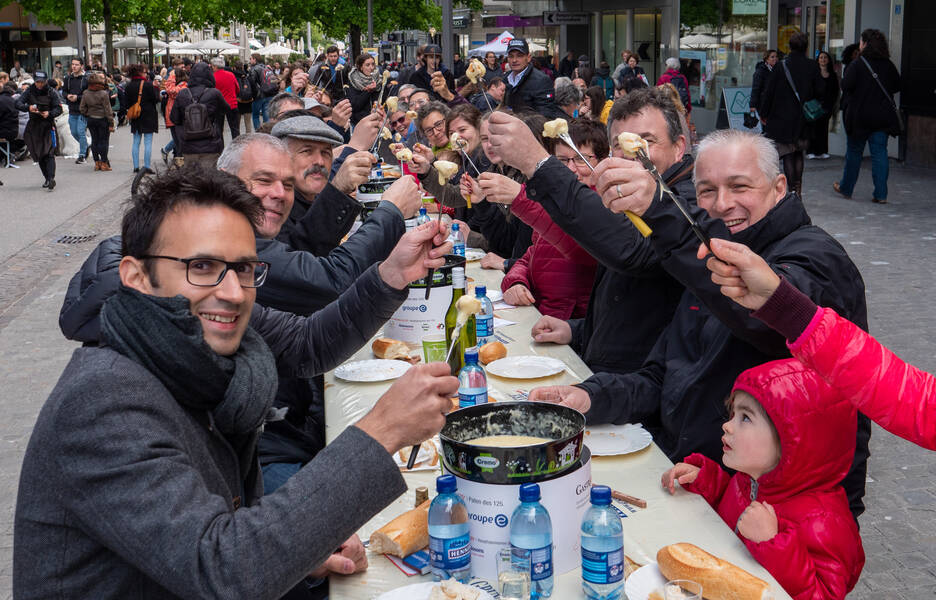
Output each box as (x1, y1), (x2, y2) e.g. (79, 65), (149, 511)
(507, 39), (529, 55)
(33, 70), (48, 82)
(271, 115), (343, 146)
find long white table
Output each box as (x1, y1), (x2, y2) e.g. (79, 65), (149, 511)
(324, 262), (791, 600)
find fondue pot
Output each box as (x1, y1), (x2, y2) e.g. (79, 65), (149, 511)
(440, 402), (585, 484)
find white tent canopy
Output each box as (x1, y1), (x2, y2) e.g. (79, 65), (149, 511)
(259, 43), (293, 57)
(51, 46), (79, 56)
(468, 31), (546, 57)
(191, 39), (240, 51)
(113, 37), (168, 50)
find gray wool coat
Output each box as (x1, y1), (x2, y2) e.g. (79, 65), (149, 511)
(14, 265), (409, 599)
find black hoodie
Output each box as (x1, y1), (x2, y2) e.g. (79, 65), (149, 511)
(170, 62), (227, 154)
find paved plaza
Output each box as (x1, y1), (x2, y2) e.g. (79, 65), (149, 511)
(0, 134), (934, 598)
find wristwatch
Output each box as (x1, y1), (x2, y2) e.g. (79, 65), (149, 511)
(531, 155), (550, 178)
(503, 259), (509, 272)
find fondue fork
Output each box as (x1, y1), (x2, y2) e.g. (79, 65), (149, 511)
(424, 193), (447, 300)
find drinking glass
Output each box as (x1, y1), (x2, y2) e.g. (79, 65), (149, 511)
(664, 579), (702, 600)
(497, 547), (530, 600)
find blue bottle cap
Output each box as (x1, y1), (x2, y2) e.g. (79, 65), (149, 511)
(452, 222), (460, 231)
(519, 482), (541, 502)
(436, 474), (457, 494)
(419, 207), (427, 215)
(475, 285), (487, 297)
(464, 347), (479, 364)
(590, 485), (612, 505)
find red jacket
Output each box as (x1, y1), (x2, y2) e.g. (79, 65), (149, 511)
(213, 68), (239, 109)
(501, 186), (597, 320)
(682, 359), (864, 600)
(791, 306), (936, 450)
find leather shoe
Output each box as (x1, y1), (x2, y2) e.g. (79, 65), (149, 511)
(47, 178), (55, 190)
(42, 179), (49, 188)
(832, 182), (851, 199)
(872, 197), (888, 204)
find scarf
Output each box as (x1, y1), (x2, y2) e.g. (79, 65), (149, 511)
(99, 286), (277, 439)
(349, 67), (379, 92)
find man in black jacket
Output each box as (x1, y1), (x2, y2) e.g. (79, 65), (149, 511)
(502, 38), (563, 119)
(63, 58), (89, 163)
(524, 126), (871, 520)
(526, 89), (686, 377)
(408, 44), (456, 103)
(15, 72), (62, 189)
(170, 62), (228, 169)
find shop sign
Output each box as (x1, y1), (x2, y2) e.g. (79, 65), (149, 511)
(732, 0), (767, 15)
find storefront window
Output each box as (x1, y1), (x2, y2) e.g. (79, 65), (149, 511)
(679, 0), (768, 111)
(828, 0), (846, 57)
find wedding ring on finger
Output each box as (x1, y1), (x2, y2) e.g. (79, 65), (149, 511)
(616, 184), (624, 198)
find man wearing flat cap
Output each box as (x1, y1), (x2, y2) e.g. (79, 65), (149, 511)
(503, 38), (564, 119)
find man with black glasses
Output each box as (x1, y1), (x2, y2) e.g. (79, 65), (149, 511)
(14, 165), (457, 599)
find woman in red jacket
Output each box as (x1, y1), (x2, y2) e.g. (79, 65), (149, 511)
(466, 119), (604, 319)
(662, 359), (865, 599)
(701, 237), (936, 451)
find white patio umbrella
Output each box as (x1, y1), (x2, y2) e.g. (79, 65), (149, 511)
(113, 37), (168, 50)
(191, 39), (240, 53)
(259, 43), (294, 57)
(51, 46), (79, 56)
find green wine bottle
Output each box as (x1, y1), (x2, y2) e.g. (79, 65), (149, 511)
(444, 267), (477, 374)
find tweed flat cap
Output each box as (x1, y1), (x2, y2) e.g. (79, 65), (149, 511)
(271, 115), (344, 146)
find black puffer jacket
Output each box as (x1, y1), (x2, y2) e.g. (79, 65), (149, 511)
(169, 62), (226, 154)
(0, 86), (19, 141)
(576, 190), (871, 518)
(409, 65), (455, 103)
(760, 52), (822, 144)
(841, 53), (901, 138)
(504, 66), (565, 120)
(749, 60), (772, 112)
(525, 155), (687, 375)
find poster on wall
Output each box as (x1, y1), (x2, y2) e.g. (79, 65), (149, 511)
(679, 49), (706, 107)
(721, 87), (762, 133)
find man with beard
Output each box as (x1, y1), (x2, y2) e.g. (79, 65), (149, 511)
(309, 46), (350, 102)
(15, 71), (61, 189)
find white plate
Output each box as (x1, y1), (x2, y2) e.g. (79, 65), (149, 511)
(376, 581), (496, 600)
(465, 248), (485, 262)
(625, 564), (667, 600)
(334, 359), (411, 382)
(484, 355), (567, 379)
(584, 423), (653, 456)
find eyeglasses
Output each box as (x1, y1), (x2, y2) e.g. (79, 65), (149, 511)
(391, 116), (407, 125)
(424, 119), (446, 135)
(556, 154), (596, 167)
(142, 255), (270, 288)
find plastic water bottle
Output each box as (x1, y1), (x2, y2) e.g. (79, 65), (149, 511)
(511, 483), (553, 598)
(458, 347), (488, 409)
(581, 485), (625, 600)
(416, 206), (431, 226)
(474, 286), (495, 346)
(429, 474), (472, 583)
(450, 222), (466, 257)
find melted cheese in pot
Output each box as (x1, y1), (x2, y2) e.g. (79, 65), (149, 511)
(466, 435), (550, 447)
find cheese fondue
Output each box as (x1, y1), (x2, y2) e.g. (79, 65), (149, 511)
(467, 435), (550, 447)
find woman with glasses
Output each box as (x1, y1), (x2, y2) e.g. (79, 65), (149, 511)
(414, 100), (451, 152)
(476, 118), (604, 319)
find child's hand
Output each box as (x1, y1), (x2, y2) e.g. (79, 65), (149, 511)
(661, 462), (700, 494)
(737, 501), (778, 543)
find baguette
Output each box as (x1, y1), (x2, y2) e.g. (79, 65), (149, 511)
(372, 337), (411, 360)
(368, 499), (431, 558)
(478, 341), (507, 364)
(656, 543), (773, 600)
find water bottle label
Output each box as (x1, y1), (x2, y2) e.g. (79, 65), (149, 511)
(582, 546), (624, 584)
(459, 390), (487, 408)
(430, 533), (471, 571)
(476, 315), (493, 338)
(512, 544), (552, 582)
(454, 245), (466, 257)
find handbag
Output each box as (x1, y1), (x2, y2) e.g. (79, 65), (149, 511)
(860, 56), (904, 133)
(743, 112), (760, 129)
(781, 60), (826, 122)
(126, 82), (144, 121)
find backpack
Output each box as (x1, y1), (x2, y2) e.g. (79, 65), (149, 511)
(236, 73), (254, 102)
(259, 65), (279, 96)
(669, 73), (690, 109)
(181, 88), (214, 141)
(595, 75), (614, 100)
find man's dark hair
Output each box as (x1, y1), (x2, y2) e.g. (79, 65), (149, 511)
(622, 76), (647, 93)
(268, 92), (305, 121)
(608, 86), (684, 145)
(410, 88), (431, 99)
(121, 166), (263, 271)
(788, 32), (808, 53)
(488, 76), (504, 87)
(564, 118), (610, 160)
(860, 28), (890, 59)
(326, 45), (339, 55)
(251, 53), (263, 64)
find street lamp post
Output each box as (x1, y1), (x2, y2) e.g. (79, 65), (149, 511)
(74, 0), (85, 65)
